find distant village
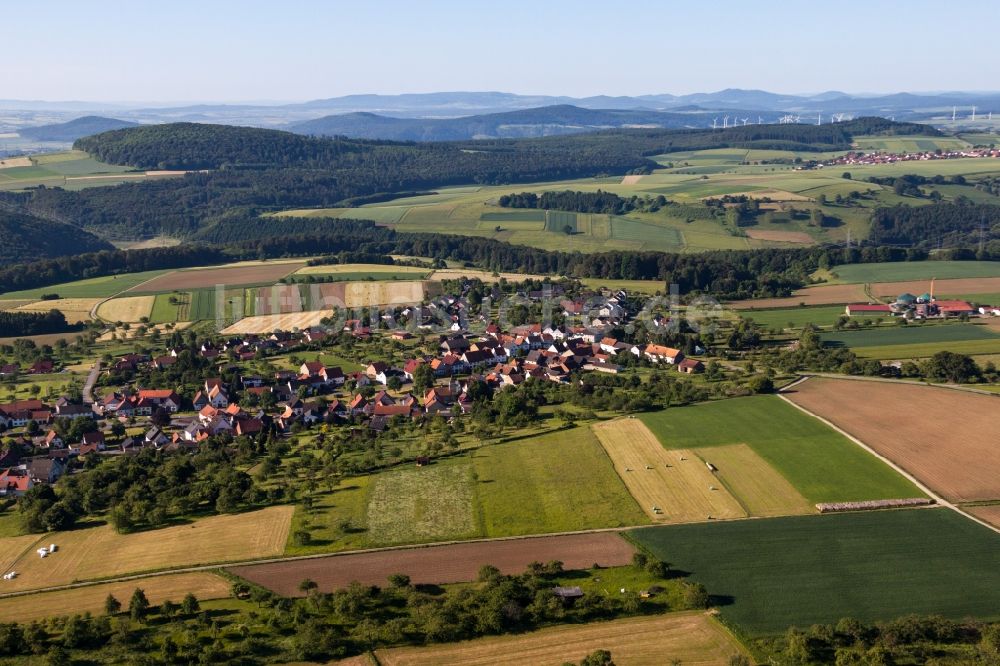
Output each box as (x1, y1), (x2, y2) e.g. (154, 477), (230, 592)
(0, 286), (707, 497)
(821, 147), (1000, 169)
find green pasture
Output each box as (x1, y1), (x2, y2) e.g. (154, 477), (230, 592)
(853, 339), (1000, 360)
(827, 260), (1000, 284)
(738, 305), (847, 330)
(820, 323), (1000, 349)
(639, 396), (923, 503)
(629, 508), (1000, 635)
(0, 270), (170, 300)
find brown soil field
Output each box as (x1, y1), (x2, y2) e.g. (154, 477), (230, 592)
(15, 298), (101, 323)
(785, 378), (1000, 502)
(0, 157), (32, 169)
(229, 532), (635, 597)
(745, 229), (815, 244)
(620, 174), (644, 185)
(870, 277), (1000, 298)
(965, 505), (1000, 530)
(95, 295), (155, 322)
(220, 310), (333, 335)
(5, 506), (293, 593)
(254, 284), (305, 314)
(127, 262), (304, 293)
(730, 284), (867, 309)
(0, 572), (230, 623)
(695, 444), (814, 517)
(592, 419), (745, 523)
(375, 612), (745, 666)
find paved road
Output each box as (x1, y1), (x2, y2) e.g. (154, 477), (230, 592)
(81, 362), (101, 404)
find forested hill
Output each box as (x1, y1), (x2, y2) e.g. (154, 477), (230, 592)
(19, 115), (139, 142)
(0, 210), (114, 263)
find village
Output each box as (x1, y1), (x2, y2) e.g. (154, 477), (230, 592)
(821, 146), (1000, 168)
(0, 286), (708, 497)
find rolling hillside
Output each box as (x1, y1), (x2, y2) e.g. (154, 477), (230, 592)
(18, 116), (140, 142)
(0, 210), (114, 263)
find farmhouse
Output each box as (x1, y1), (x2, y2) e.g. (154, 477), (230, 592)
(638, 344), (683, 364)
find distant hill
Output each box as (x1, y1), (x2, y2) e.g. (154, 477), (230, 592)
(289, 105), (722, 140)
(0, 209), (113, 263)
(18, 116), (140, 142)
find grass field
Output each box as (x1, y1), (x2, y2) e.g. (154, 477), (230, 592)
(0, 270), (171, 300)
(95, 295), (155, 322)
(149, 292), (189, 323)
(375, 612), (747, 666)
(592, 419), (745, 523)
(4, 506), (293, 592)
(821, 323), (1000, 349)
(698, 444), (813, 517)
(738, 305), (847, 330)
(470, 427), (647, 535)
(0, 572), (230, 623)
(828, 261), (1000, 284)
(639, 396), (923, 503)
(630, 508), (1000, 635)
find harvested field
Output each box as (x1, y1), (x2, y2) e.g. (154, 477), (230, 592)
(0, 332), (82, 346)
(730, 283), (868, 309)
(620, 174), (644, 185)
(14, 298), (100, 323)
(696, 444), (813, 517)
(375, 612), (745, 666)
(592, 419), (745, 523)
(252, 284), (305, 315)
(323, 280), (426, 307)
(220, 310), (332, 334)
(230, 532), (635, 596)
(127, 262), (304, 293)
(0, 534), (43, 574)
(785, 378), (1000, 502)
(966, 504), (1000, 530)
(0, 572), (230, 623)
(870, 277), (1000, 298)
(0, 157), (32, 169)
(95, 295), (155, 322)
(744, 229), (814, 244)
(4, 506), (293, 592)
(295, 263), (431, 276)
(429, 268), (548, 282)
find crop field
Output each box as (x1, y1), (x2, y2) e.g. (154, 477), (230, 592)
(188, 289), (217, 320)
(820, 322), (1000, 349)
(870, 276), (1000, 299)
(230, 532), (635, 596)
(966, 504), (1000, 530)
(630, 508), (1000, 635)
(366, 462), (479, 546)
(0, 572), (231, 623)
(470, 428), (647, 535)
(829, 261), (1000, 284)
(149, 292), (189, 323)
(13, 297), (100, 324)
(127, 262), (305, 293)
(852, 136), (971, 152)
(317, 280), (427, 307)
(3, 506), (293, 592)
(542, 210), (577, 232)
(592, 419), (745, 523)
(295, 262), (432, 279)
(95, 295), (155, 322)
(0, 270), (171, 300)
(738, 305), (847, 330)
(785, 378), (1000, 502)
(743, 229), (814, 244)
(698, 444), (813, 517)
(639, 396), (923, 503)
(729, 283), (867, 309)
(428, 268), (549, 282)
(220, 310), (332, 334)
(375, 612), (746, 666)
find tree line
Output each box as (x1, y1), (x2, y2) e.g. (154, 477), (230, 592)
(498, 190), (668, 215)
(0, 310), (74, 337)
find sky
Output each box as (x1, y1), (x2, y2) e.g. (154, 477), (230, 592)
(6, 0), (999, 103)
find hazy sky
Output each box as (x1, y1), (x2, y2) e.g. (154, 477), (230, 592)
(7, 0), (998, 102)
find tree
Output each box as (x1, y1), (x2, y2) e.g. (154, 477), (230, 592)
(922, 351), (981, 383)
(151, 406), (172, 428)
(747, 375), (774, 394)
(298, 579), (319, 594)
(388, 573), (411, 588)
(104, 593), (122, 616)
(580, 649), (615, 666)
(181, 593), (200, 615)
(129, 587), (150, 621)
(412, 363), (434, 393)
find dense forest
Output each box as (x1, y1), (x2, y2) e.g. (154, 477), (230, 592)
(498, 190), (667, 215)
(0, 210), (113, 263)
(0, 310), (74, 337)
(870, 202), (1000, 249)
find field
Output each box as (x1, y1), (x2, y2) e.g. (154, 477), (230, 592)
(870, 276), (1000, 299)
(126, 262), (305, 293)
(0, 270), (171, 300)
(738, 305), (847, 330)
(12, 297), (100, 324)
(229, 532), (635, 596)
(149, 292), (188, 323)
(319, 280), (427, 307)
(3, 506), (293, 592)
(294, 263), (431, 278)
(785, 378), (1000, 502)
(821, 322), (1000, 350)
(966, 504), (1000, 530)
(639, 396), (924, 503)
(699, 444), (813, 517)
(729, 284), (867, 309)
(630, 508), (1000, 634)
(744, 229), (813, 244)
(0, 572), (230, 623)
(829, 261), (1000, 284)
(366, 463), (479, 546)
(374, 612), (747, 666)
(0, 533), (44, 573)
(95, 294), (155, 322)
(470, 428), (647, 535)
(592, 419), (745, 523)
(220, 310), (332, 334)
(428, 268), (549, 282)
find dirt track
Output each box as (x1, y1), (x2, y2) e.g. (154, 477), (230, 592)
(228, 532), (635, 596)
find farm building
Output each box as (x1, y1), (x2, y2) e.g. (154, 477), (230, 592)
(846, 303), (892, 316)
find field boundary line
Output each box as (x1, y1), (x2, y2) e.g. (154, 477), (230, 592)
(796, 372), (1000, 397)
(778, 379), (1000, 537)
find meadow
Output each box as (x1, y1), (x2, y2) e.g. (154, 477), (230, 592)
(738, 304), (847, 330)
(629, 508), (1000, 634)
(828, 260), (1000, 284)
(0, 270), (171, 300)
(820, 322), (1000, 348)
(639, 396), (923, 503)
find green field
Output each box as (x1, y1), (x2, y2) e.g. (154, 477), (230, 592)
(828, 261), (1000, 284)
(295, 270), (431, 282)
(639, 396), (923, 503)
(739, 305), (847, 330)
(188, 289), (217, 320)
(470, 427), (647, 536)
(821, 322), (1000, 348)
(149, 292), (189, 323)
(629, 508), (1000, 634)
(853, 339), (1000, 360)
(0, 270), (170, 299)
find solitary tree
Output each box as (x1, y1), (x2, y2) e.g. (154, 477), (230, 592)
(129, 588), (150, 622)
(104, 593), (121, 616)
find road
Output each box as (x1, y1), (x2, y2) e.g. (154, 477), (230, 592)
(81, 361), (101, 404)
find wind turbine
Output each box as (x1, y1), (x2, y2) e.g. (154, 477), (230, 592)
(712, 117), (718, 129)
(758, 116), (763, 124)
(741, 118), (749, 126)
(952, 106), (957, 122)
(723, 115), (730, 128)
(817, 113), (822, 125)
(972, 106), (977, 121)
